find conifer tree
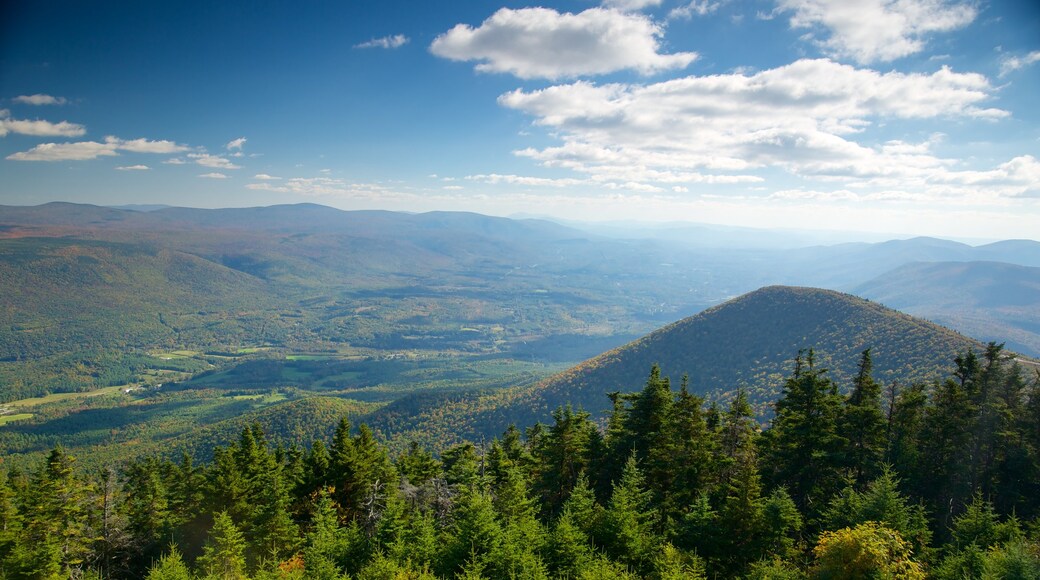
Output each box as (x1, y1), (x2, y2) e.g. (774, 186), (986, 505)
(918, 377), (975, 529)
(762, 350), (845, 520)
(304, 490), (345, 580)
(197, 511), (248, 580)
(840, 349), (886, 485)
(252, 463), (299, 568)
(395, 441), (440, 487)
(653, 375), (715, 521)
(441, 487), (502, 577)
(531, 405), (596, 516)
(603, 455), (658, 574)
(146, 545), (195, 580)
(21, 446), (91, 578)
(0, 471), (24, 579)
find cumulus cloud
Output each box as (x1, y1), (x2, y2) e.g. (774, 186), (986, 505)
(188, 153), (241, 170)
(6, 141), (119, 161)
(226, 137), (247, 150)
(12, 94), (67, 106)
(777, 0), (976, 64)
(116, 165), (150, 171)
(499, 58), (1023, 198)
(7, 135), (191, 161)
(109, 137), (189, 154)
(430, 7), (696, 79)
(199, 172), (229, 179)
(253, 173), (281, 180)
(1000, 51), (1040, 77)
(0, 109), (86, 137)
(355, 34), (410, 49)
(163, 158), (187, 165)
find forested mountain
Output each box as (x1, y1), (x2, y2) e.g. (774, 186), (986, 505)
(3, 203), (1036, 405)
(3, 342), (1038, 579)
(854, 261), (1040, 357)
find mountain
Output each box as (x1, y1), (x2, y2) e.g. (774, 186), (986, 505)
(368, 286), (990, 448)
(853, 261), (1040, 357)
(761, 236), (1040, 290)
(0, 202), (733, 401)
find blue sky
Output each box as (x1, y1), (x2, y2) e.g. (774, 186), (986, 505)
(1, 0), (1038, 240)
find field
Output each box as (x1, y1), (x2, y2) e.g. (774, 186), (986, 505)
(0, 349), (568, 471)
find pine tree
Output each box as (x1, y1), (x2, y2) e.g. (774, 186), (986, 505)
(22, 446), (91, 579)
(0, 470), (25, 579)
(762, 350), (846, 520)
(531, 405), (596, 516)
(197, 511), (248, 580)
(441, 487), (502, 577)
(653, 375), (715, 521)
(146, 545), (195, 580)
(840, 349), (886, 486)
(252, 463), (300, 568)
(918, 377), (975, 529)
(603, 455), (658, 574)
(395, 441), (439, 487)
(304, 490), (345, 580)
(124, 456), (174, 564)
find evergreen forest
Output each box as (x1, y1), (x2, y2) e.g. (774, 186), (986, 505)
(3, 344), (1040, 579)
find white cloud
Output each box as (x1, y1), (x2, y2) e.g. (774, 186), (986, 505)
(253, 173), (281, 180)
(116, 165), (150, 171)
(1000, 51), (1040, 77)
(246, 177), (394, 198)
(226, 137), (247, 150)
(109, 137), (189, 154)
(466, 173), (588, 188)
(355, 34), (410, 49)
(670, 0), (722, 19)
(0, 109), (85, 137)
(199, 172), (229, 179)
(188, 153), (241, 170)
(430, 7), (697, 79)
(6, 141), (118, 161)
(163, 158), (187, 165)
(777, 0), (976, 64)
(601, 0), (662, 11)
(443, 185), (465, 191)
(12, 94), (67, 106)
(499, 58), (1022, 198)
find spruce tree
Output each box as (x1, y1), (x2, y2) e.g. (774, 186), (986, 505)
(762, 350), (845, 520)
(840, 349), (886, 486)
(197, 511), (248, 580)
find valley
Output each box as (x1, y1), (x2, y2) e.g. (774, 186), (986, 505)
(2, 202), (1038, 472)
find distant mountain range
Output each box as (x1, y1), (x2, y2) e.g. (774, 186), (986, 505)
(854, 261), (1040, 357)
(366, 286), (991, 448)
(2, 202), (1037, 401)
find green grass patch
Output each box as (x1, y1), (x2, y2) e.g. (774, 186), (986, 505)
(0, 413), (33, 426)
(5, 384), (133, 408)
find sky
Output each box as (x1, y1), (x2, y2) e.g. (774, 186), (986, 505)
(1, 0), (1039, 240)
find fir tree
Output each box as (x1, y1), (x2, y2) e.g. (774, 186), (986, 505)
(197, 511), (248, 580)
(840, 349), (886, 486)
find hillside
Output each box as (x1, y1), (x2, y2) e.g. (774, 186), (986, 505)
(369, 286), (989, 447)
(853, 261), (1040, 357)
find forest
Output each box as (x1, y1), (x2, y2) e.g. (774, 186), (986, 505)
(2, 343), (1039, 579)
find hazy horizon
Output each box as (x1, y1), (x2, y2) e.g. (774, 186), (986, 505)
(2, 0), (1038, 240)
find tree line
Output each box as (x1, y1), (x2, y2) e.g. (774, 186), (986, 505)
(1, 343), (1039, 579)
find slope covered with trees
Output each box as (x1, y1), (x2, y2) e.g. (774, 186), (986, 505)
(854, 260), (1040, 357)
(374, 286), (989, 446)
(2, 343), (1038, 579)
